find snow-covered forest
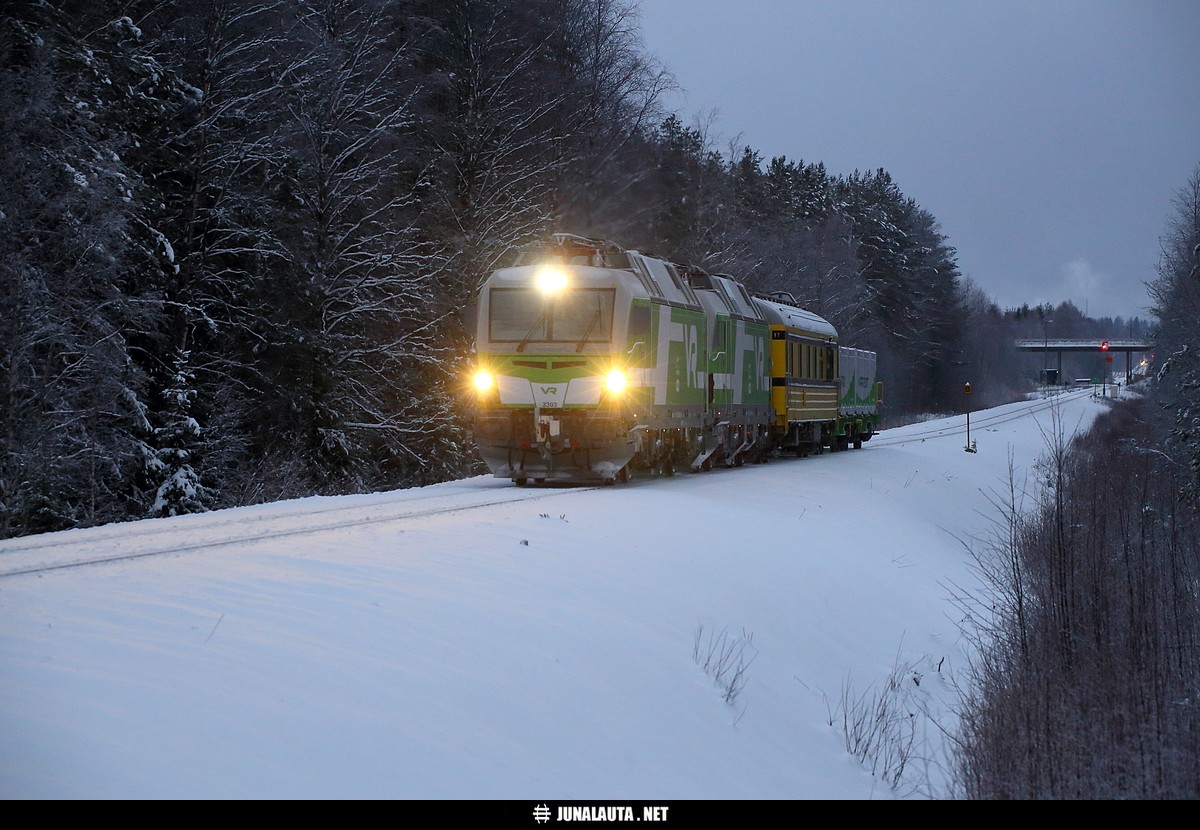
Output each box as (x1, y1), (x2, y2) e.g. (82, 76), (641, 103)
(0, 1), (1157, 537)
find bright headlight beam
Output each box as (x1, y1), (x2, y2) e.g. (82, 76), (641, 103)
(536, 266), (568, 294)
(605, 369), (626, 394)
(473, 370), (494, 392)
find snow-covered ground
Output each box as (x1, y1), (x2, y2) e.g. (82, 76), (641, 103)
(0, 389), (1111, 799)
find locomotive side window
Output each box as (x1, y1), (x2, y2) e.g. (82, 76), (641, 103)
(733, 283), (756, 315)
(628, 303), (651, 339)
(712, 318), (730, 360)
(630, 258), (664, 298)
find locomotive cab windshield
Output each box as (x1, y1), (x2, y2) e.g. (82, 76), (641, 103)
(488, 286), (615, 352)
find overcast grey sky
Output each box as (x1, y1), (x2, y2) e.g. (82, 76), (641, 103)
(638, 0), (1200, 321)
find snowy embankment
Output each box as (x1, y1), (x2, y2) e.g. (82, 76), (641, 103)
(0, 389), (1108, 799)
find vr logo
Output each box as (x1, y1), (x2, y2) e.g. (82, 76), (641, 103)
(540, 386), (558, 395)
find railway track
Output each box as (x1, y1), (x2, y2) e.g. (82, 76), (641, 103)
(868, 387), (1097, 448)
(0, 482), (597, 578)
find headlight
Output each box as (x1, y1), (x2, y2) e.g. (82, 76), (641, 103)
(536, 265), (568, 294)
(473, 370), (494, 392)
(605, 369), (626, 394)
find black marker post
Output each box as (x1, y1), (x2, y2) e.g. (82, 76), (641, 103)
(964, 382), (976, 453)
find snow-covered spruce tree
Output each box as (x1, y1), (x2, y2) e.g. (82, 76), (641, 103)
(638, 114), (733, 265)
(0, 3), (179, 535)
(148, 349), (211, 516)
(712, 146), (799, 282)
(903, 205), (966, 407)
(727, 155), (871, 342)
(142, 0), (295, 506)
(834, 169), (964, 415)
(1149, 163), (1200, 501)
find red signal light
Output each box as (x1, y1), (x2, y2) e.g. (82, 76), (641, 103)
(1101, 341), (1109, 351)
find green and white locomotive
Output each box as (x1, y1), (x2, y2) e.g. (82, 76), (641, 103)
(469, 234), (880, 485)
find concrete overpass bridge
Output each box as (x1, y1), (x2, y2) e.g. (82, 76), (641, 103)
(1014, 338), (1153, 383)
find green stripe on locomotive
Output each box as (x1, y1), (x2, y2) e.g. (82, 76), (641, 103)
(486, 354), (601, 382)
(480, 353), (612, 410)
(648, 307), (770, 409)
(710, 317), (771, 407)
(740, 321), (771, 405)
(625, 299), (708, 408)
